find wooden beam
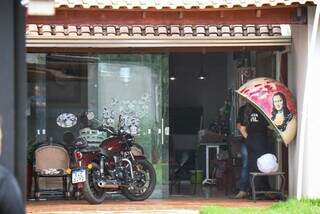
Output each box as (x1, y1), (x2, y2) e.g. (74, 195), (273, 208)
(27, 6), (307, 25)
(27, 46), (285, 53)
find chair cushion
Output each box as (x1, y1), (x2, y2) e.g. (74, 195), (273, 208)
(38, 168), (65, 176)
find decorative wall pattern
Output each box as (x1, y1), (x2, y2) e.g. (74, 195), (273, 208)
(102, 94), (151, 135)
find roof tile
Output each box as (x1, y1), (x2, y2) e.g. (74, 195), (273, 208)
(106, 26), (116, 35)
(170, 25), (180, 36)
(80, 26), (91, 36)
(119, 26), (130, 35)
(221, 25), (231, 36)
(233, 25), (243, 36)
(208, 25), (218, 36)
(272, 25), (282, 35)
(28, 24), (39, 36)
(145, 26), (155, 35)
(26, 24), (290, 39)
(259, 25), (269, 36)
(246, 24), (256, 36)
(132, 26), (142, 35)
(196, 25), (206, 36)
(67, 25), (78, 36)
(55, 25), (65, 36)
(158, 26), (168, 35)
(183, 26), (193, 36)
(42, 25), (52, 36)
(22, 0), (315, 9)
(93, 26), (103, 36)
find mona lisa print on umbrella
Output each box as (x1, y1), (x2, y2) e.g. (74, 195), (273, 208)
(237, 77), (297, 145)
(271, 92), (294, 132)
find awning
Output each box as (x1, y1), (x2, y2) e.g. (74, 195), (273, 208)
(26, 24), (291, 48)
(22, 0), (316, 9)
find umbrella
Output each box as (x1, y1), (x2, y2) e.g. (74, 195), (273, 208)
(236, 77), (297, 145)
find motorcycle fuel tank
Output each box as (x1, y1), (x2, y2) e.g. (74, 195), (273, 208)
(100, 136), (122, 154)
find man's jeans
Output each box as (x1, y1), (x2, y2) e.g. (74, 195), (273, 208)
(239, 142), (249, 192)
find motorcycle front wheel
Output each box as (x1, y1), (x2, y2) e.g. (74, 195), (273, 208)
(83, 164), (107, 204)
(122, 159), (156, 201)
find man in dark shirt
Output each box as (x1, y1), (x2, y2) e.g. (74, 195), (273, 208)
(234, 103), (249, 199)
(241, 103), (271, 192)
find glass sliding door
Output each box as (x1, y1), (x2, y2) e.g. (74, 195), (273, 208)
(27, 53), (169, 199)
(89, 54), (169, 198)
(27, 54), (47, 143)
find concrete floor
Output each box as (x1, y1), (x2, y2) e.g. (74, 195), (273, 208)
(27, 197), (274, 214)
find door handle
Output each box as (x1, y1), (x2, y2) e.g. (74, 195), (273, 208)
(161, 118), (164, 145)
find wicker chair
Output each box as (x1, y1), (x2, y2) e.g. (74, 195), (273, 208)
(33, 144), (71, 199)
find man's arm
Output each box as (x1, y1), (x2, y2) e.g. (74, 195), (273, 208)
(237, 123), (248, 139)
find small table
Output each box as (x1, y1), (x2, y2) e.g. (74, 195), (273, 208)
(250, 172), (285, 202)
(201, 142), (227, 185)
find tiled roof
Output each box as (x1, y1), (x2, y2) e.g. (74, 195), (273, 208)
(26, 24), (291, 47)
(22, 0), (315, 9)
(26, 24), (289, 37)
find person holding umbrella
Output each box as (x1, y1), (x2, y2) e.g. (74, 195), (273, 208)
(235, 77), (298, 199)
(238, 102), (271, 194)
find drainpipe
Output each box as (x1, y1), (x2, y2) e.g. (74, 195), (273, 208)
(275, 47), (290, 81)
(297, 5), (320, 200)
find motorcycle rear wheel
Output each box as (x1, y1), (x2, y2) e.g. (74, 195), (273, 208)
(122, 159), (156, 201)
(83, 164), (107, 204)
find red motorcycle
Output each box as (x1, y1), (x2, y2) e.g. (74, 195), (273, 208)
(57, 112), (156, 204)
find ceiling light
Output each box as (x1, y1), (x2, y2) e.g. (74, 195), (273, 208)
(197, 52), (207, 80)
(170, 76), (176, 81)
(198, 75), (206, 80)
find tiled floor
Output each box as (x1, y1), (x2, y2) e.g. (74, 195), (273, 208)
(27, 198), (273, 214)
(170, 183), (229, 198)
(27, 184), (276, 214)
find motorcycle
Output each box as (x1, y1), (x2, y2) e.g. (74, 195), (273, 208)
(56, 112), (156, 204)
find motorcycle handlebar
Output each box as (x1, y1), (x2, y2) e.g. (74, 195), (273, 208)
(77, 112), (130, 136)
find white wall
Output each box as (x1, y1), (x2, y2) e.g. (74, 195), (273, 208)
(288, 23), (308, 197)
(302, 6), (320, 198)
(288, 6), (320, 198)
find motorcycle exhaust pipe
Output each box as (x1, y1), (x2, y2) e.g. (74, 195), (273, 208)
(97, 181), (119, 189)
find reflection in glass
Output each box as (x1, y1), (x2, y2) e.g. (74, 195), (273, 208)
(89, 54), (169, 198)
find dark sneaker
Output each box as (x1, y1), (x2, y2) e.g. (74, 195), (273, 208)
(233, 191), (247, 199)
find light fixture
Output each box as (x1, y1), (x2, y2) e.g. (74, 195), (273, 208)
(170, 54), (177, 81)
(197, 52), (207, 80)
(198, 75), (206, 80)
(170, 76), (176, 81)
